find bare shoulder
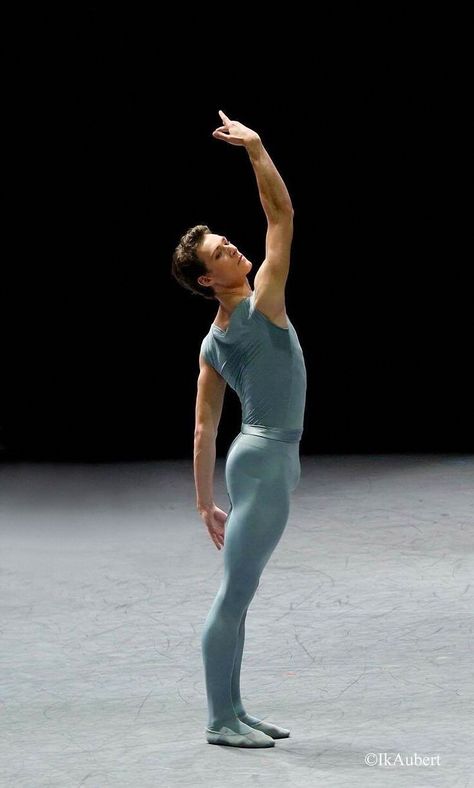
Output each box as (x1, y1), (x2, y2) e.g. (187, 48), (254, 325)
(252, 283), (289, 329)
(253, 262), (290, 327)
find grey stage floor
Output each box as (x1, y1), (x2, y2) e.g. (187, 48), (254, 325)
(1, 454), (473, 787)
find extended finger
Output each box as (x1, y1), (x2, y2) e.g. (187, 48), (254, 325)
(218, 109), (231, 123)
(211, 531), (222, 549)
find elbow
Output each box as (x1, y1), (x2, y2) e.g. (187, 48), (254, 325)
(269, 205), (294, 225)
(278, 203), (294, 220)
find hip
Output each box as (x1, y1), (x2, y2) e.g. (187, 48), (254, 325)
(225, 425), (301, 491)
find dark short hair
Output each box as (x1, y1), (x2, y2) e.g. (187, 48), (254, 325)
(171, 224), (216, 300)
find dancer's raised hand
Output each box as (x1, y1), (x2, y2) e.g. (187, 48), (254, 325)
(212, 110), (261, 148)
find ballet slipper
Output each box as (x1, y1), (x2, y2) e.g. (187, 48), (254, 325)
(248, 719), (290, 739)
(205, 725), (275, 747)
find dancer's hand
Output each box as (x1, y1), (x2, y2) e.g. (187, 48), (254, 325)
(212, 110), (261, 149)
(199, 504), (228, 551)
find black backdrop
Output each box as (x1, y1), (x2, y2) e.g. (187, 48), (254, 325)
(2, 9), (471, 460)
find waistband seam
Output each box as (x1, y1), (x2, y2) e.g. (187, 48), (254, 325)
(240, 422), (302, 443)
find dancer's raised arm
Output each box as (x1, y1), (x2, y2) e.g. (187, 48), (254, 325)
(213, 109), (294, 320)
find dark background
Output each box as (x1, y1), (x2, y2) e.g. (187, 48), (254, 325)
(2, 8), (472, 461)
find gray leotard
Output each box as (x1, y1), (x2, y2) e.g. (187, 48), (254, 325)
(200, 291), (306, 438)
(199, 291), (307, 733)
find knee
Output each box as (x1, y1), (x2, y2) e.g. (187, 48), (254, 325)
(222, 575), (260, 617)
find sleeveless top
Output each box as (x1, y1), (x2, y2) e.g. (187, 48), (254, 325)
(200, 292), (306, 432)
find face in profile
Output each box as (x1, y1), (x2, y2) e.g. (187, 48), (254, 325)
(197, 233), (252, 291)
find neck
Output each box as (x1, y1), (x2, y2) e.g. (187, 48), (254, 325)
(215, 282), (253, 315)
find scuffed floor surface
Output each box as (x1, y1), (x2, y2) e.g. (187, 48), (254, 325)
(1, 454), (473, 787)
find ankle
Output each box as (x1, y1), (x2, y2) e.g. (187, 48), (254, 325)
(209, 716), (240, 730)
(237, 711), (261, 724)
